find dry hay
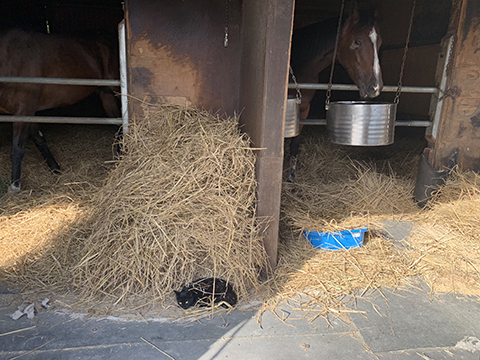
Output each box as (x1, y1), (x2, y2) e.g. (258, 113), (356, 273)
(260, 233), (416, 322)
(1, 105), (266, 309)
(71, 105), (266, 303)
(0, 197), (83, 270)
(282, 132), (420, 233)
(0, 124), (117, 274)
(270, 127), (480, 321)
(261, 130), (424, 320)
(406, 171), (480, 296)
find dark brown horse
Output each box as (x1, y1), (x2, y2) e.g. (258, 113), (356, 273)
(288, 8), (383, 182)
(0, 29), (120, 193)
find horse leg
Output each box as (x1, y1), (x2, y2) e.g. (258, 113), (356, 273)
(97, 86), (123, 155)
(97, 86), (121, 118)
(288, 102), (310, 183)
(29, 124), (60, 174)
(288, 131), (302, 183)
(9, 123), (30, 193)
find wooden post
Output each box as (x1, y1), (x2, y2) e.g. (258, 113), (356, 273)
(240, 0), (295, 274)
(427, 0), (480, 171)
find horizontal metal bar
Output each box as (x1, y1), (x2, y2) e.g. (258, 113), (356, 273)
(0, 115), (122, 125)
(0, 76), (120, 87)
(395, 120), (431, 127)
(300, 119), (327, 125)
(299, 119), (431, 127)
(289, 83), (437, 93)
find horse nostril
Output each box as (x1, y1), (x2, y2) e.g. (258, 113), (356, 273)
(368, 83), (381, 98)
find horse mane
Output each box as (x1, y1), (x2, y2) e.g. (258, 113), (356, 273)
(290, 17), (339, 76)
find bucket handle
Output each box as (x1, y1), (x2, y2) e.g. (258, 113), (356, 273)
(289, 66), (302, 105)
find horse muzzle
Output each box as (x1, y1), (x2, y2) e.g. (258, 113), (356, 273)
(361, 83), (382, 99)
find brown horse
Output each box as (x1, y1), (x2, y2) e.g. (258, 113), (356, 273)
(0, 29), (120, 193)
(288, 8), (383, 182)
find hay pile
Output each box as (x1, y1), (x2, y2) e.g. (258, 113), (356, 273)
(407, 171), (480, 296)
(269, 128), (480, 319)
(1, 105), (266, 306)
(282, 134), (420, 233)
(71, 105), (266, 302)
(3, 107), (480, 320)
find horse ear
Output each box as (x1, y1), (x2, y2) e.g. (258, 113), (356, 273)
(373, 7), (381, 23)
(350, 8), (360, 25)
(342, 8), (360, 36)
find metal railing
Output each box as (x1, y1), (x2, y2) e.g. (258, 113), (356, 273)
(288, 83), (437, 127)
(0, 20), (129, 133)
(288, 83), (436, 93)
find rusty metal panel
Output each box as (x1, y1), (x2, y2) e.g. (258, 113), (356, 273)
(124, 0), (242, 118)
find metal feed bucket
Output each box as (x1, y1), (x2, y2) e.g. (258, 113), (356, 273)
(327, 101), (397, 146)
(284, 95), (300, 138)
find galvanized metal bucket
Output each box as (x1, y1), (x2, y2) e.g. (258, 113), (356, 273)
(326, 101), (397, 146)
(284, 95), (300, 138)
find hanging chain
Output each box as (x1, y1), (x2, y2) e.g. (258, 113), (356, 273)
(438, 0), (463, 101)
(325, 0), (346, 110)
(289, 66), (302, 104)
(394, 0), (417, 104)
(438, 36), (460, 101)
(224, 0), (229, 47)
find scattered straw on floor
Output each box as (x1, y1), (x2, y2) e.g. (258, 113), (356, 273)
(260, 131), (425, 321)
(281, 134), (420, 233)
(0, 124), (117, 288)
(260, 233), (416, 323)
(3, 110), (480, 321)
(0, 197), (83, 270)
(407, 171), (480, 296)
(269, 129), (480, 321)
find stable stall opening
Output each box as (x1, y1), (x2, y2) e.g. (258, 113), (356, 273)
(0, 0), (124, 118)
(0, 0), (125, 193)
(281, 0), (455, 235)
(286, 0), (454, 177)
(291, 0), (452, 134)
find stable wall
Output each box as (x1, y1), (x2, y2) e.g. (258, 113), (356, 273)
(124, 0), (243, 116)
(375, 0), (451, 118)
(427, 0), (480, 171)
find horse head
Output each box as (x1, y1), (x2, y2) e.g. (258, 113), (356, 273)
(337, 8), (383, 99)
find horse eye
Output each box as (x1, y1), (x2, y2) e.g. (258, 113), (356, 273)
(355, 40), (362, 46)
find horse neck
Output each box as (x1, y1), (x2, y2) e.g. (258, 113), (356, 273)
(290, 18), (339, 81)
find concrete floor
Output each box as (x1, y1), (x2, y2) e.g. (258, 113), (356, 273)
(1, 285), (480, 360)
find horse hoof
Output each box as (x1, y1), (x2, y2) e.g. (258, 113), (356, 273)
(7, 184), (21, 194)
(288, 173), (296, 183)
